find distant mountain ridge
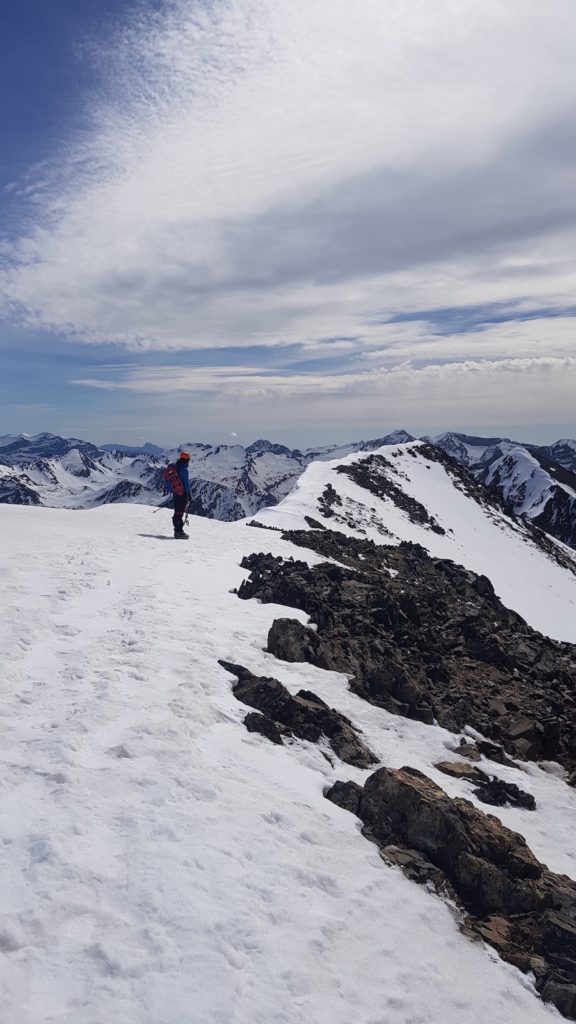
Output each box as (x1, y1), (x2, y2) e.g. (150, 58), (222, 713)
(429, 432), (576, 551)
(1, 428), (574, 551)
(0, 430), (415, 519)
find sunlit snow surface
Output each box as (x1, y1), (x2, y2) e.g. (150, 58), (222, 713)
(1, 449), (574, 1022)
(252, 441), (576, 643)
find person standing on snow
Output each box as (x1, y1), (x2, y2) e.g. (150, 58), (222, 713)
(169, 451), (191, 539)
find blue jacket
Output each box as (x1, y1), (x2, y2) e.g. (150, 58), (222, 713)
(176, 459), (190, 496)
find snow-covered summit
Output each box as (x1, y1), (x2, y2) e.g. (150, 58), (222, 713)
(252, 440), (576, 643)
(0, 431), (101, 462)
(1, 428), (575, 555)
(1, 435), (576, 1022)
(535, 438), (576, 473)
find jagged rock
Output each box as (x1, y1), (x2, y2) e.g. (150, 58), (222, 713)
(508, 718), (537, 740)
(473, 914), (512, 946)
(318, 482), (342, 518)
(304, 516), (327, 530)
(538, 980), (576, 1019)
(267, 618), (321, 664)
(457, 740), (482, 762)
(219, 660), (377, 769)
(244, 712), (286, 745)
(543, 912), (576, 960)
(472, 778), (536, 810)
(436, 761), (536, 809)
(246, 520), (280, 531)
(435, 760), (486, 782)
(473, 575), (496, 600)
(326, 764), (576, 1019)
(237, 531), (576, 772)
(489, 698), (509, 717)
(359, 767), (542, 914)
(514, 738), (540, 760)
(324, 780), (363, 815)
(381, 845), (451, 891)
(476, 740), (518, 768)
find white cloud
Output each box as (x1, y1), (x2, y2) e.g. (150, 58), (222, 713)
(2, 0), (576, 360)
(360, 316), (576, 366)
(73, 350), (576, 397)
(70, 349), (576, 445)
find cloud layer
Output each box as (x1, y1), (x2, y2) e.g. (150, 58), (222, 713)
(1, 0), (575, 439)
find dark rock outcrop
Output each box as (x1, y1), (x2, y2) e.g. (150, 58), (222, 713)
(219, 661), (377, 769)
(238, 532), (576, 772)
(473, 777), (536, 810)
(267, 618), (322, 664)
(434, 761), (536, 809)
(244, 712), (287, 744)
(326, 765), (576, 1018)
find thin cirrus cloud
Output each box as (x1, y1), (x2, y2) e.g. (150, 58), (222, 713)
(2, 0), (576, 439)
(70, 312), (576, 438)
(69, 352), (576, 439)
(73, 352), (576, 400)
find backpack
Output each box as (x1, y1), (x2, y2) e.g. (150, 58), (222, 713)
(163, 463), (184, 496)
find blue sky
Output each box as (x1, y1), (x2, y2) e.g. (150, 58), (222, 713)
(1, 0), (575, 446)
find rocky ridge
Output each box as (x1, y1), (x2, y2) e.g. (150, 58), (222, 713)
(237, 530), (576, 774)
(226, 518), (576, 1017)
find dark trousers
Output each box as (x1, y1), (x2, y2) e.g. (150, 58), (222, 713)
(172, 494), (188, 534)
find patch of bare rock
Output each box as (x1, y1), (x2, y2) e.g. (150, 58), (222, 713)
(218, 660), (377, 768)
(334, 452), (446, 534)
(326, 766), (576, 1019)
(434, 760), (536, 809)
(237, 530), (576, 775)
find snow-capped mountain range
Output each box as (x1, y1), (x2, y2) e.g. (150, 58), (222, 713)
(431, 432), (576, 551)
(1, 427), (575, 551)
(2, 438), (575, 1023)
(0, 430), (414, 518)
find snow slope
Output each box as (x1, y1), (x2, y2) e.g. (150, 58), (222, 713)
(431, 432), (576, 551)
(252, 441), (576, 643)
(1, 500), (572, 1024)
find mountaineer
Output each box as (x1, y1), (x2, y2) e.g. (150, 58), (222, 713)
(163, 451), (191, 539)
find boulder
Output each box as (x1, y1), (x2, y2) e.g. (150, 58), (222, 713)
(358, 767), (542, 916)
(267, 618), (321, 664)
(325, 764), (576, 1019)
(435, 760), (486, 782)
(219, 661), (377, 769)
(244, 712), (286, 745)
(473, 778), (536, 810)
(324, 780), (363, 815)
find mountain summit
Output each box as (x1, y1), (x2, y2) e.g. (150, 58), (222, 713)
(1, 438), (576, 1021)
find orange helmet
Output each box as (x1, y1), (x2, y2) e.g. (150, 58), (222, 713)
(178, 451), (190, 460)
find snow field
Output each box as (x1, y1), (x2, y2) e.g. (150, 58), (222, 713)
(253, 442), (576, 643)
(0, 503), (571, 1023)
